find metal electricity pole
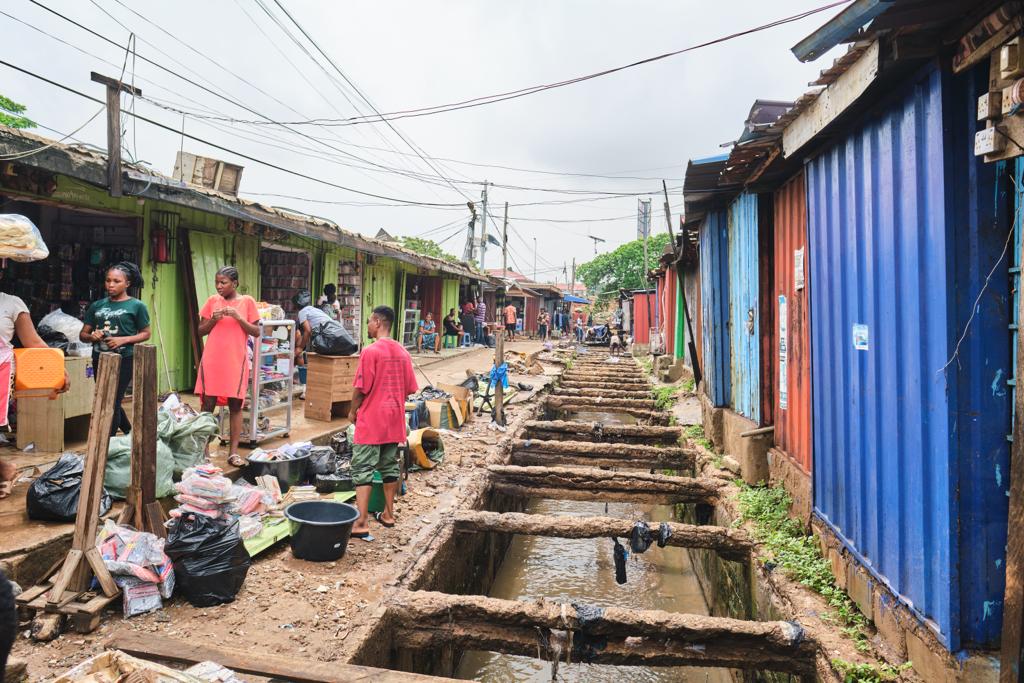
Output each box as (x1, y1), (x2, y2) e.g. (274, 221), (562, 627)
(91, 72), (141, 198)
(479, 181), (490, 270)
(571, 258), (576, 296)
(501, 202), (509, 278)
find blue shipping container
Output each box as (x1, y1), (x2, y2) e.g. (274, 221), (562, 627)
(728, 192), (760, 423)
(807, 60), (1010, 651)
(699, 209), (730, 407)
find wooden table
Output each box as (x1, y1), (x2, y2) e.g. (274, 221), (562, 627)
(17, 355), (96, 452)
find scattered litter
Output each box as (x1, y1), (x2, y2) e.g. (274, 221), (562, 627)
(612, 538), (628, 584)
(657, 522), (673, 548)
(629, 521), (653, 554)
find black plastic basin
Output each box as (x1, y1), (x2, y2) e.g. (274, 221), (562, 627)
(284, 501), (359, 562)
(245, 454), (310, 493)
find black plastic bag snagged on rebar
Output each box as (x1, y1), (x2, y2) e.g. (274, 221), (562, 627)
(629, 521), (653, 554)
(657, 521), (673, 548)
(570, 602), (608, 663)
(612, 537), (628, 584)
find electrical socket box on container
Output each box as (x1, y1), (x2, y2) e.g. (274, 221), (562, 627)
(1002, 85), (1018, 115)
(979, 91), (1002, 120)
(975, 127), (1006, 156)
(1001, 38), (1024, 80)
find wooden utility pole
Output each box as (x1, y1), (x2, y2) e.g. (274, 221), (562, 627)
(1002, 246), (1024, 681)
(571, 258), (576, 296)
(493, 330), (505, 426)
(501, 201), (508, 279)
(91, 72), (141, 198)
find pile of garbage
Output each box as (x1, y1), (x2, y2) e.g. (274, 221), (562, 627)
(96, 520), (175, 617)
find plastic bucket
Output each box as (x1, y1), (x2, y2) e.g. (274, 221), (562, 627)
(284, 501), (359, 562)
(245, 454), (310, 493)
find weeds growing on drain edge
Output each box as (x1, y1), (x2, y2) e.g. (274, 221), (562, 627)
(734, 484), (913, 680)
(681, 377), (696, 393)
(652, 385), (679, 411)
(683, 424), (720, 465)
(831, 658), (913, 683)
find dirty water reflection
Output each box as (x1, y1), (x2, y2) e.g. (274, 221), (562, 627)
(456, 496), (730, 682)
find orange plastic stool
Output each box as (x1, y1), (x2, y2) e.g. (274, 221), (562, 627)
(14, 347), (65, 399)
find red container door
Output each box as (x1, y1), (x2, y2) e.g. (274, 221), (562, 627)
(772, 172), (812, 473)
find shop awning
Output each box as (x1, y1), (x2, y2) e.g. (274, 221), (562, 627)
(563, 294), (589, 304)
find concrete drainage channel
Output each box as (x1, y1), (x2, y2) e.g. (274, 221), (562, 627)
(347, 349), (820, 681)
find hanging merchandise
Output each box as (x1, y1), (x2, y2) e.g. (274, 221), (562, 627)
(27, 453), (112, 522)
(0, 214), (49, 262)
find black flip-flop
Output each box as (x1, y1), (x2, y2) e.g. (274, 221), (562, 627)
(351, 531), (374, 542)
(373, 512), (396, 528)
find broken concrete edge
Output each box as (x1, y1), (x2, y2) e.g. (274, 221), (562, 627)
(682, 432), (924, 682)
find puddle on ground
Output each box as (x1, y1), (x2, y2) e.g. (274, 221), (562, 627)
(456, 498), (730, 683)
(559, 410), (637, 425)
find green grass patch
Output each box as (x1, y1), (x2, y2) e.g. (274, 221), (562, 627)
(735, 483), (872, 653)
(831, 659), (912, 682)
(638, 356), (653, 376)
(684, 423), (714, 452)
(652, 385), (679, 411)
(681, 377), (696, 393)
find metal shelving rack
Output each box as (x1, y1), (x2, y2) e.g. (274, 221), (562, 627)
(219, 319), (296, 447)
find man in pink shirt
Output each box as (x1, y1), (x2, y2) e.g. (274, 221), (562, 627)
(349, 306), (418, 539)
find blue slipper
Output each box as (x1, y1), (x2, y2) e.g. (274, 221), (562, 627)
(351, 531), (374, 542)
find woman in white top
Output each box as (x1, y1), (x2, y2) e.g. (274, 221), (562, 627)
(0, 293), (69, 498)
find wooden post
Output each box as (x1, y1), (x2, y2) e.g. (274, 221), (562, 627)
(118, 345), (165, 537)
(493, 328), (505, 426)
(90, 72), (142, 198)
(47, 352), (122, 603)
(1002, 211), (1024, 681)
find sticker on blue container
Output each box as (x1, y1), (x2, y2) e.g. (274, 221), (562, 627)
(852, 323), (869, 351)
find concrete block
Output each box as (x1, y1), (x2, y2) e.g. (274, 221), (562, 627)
(720, 455), (742, 476)
(872, 589), (907, 659)
(631, 344), (650, 357)
(845, 565), (873, 622)
(767, 447), (812, 527)
(829, 549), (847, 591)
(720, 410), (770, 485)
(960, 654), (999, 683)
(699, 395), (725, 450)
(906, 630), (955, 683)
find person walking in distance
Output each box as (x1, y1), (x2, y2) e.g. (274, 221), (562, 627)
(349, 306), (418, 540)
(503, 301), (517, 341)
(473, 296), (487, 344)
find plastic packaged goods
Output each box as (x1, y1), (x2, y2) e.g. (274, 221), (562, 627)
(0, 214), (49, 262)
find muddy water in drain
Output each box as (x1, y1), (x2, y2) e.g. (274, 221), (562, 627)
(456, 496), (730, 682)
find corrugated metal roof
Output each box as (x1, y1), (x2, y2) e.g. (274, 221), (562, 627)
(0, 125), (487, 281)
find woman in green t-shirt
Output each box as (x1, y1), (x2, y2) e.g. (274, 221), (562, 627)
(80, 262), (152, 436)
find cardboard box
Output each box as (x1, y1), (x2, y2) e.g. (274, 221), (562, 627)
(438, 383), (473, 424)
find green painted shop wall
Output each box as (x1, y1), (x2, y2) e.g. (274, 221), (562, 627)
(675, 275), (685, 360)
(442, 279), (459, 319)
(232, 234), (261, 298)
(362, 258), (398, 347)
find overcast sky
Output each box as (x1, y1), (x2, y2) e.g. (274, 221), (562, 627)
(2, 0), (841, 282)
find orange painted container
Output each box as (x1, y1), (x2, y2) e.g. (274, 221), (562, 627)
(14, 348), (65, 395)
(772, 172), (812, 473)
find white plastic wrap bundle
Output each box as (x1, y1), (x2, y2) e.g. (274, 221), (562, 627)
(0, 214), (49, 262)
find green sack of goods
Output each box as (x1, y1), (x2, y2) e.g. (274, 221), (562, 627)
(162, 410), (219, 476)
(104, 433), (176, 499)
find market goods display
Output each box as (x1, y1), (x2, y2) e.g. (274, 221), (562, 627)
(0, 214), (49, 262)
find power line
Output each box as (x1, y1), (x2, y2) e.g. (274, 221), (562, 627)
(146, 0), (852, 127)
(0, 58), (467, 208)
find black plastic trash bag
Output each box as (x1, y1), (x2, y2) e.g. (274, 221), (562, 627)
(308, 446), (338, 476)
(657, 522), (673, 548)
(27, 453), (112, 522)
(612, 538), (628, 585)
(309, 320), (357, 356)
(165, 512), (251, 607)
(629, 521), (652, 554)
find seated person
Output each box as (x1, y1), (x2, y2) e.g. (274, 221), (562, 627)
(442, 308), (462, 340)
(293, 289), (333, 364)
(417, 311), (440, 354)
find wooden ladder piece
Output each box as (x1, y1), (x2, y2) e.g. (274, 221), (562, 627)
(117, 345), (166, 537)
(44, 352), (122, 606)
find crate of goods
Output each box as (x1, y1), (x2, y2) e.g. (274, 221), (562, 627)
(305, 354), (358, 421)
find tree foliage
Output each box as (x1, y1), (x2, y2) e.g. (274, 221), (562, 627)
(398, 236), (460, 263)
(0, 94), (36, 129)
(577, 233), (671, 302)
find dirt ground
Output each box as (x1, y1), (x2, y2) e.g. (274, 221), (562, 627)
(8, 340), (552, 681)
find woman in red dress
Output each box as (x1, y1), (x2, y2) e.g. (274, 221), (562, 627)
(195, 266), (260, 465)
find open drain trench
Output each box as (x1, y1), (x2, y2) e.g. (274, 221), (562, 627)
(354, 350), (817, 680)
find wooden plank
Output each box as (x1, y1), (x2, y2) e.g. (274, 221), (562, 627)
(1003, 172), (1024, 680)
(46, 549), (83, 603)
(107, 633), (456, 683)
(15, 396), (65, 452)
(782, 41), (880, 158)
(62, 356), (97, 418)
(84, 547), (119, 598)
